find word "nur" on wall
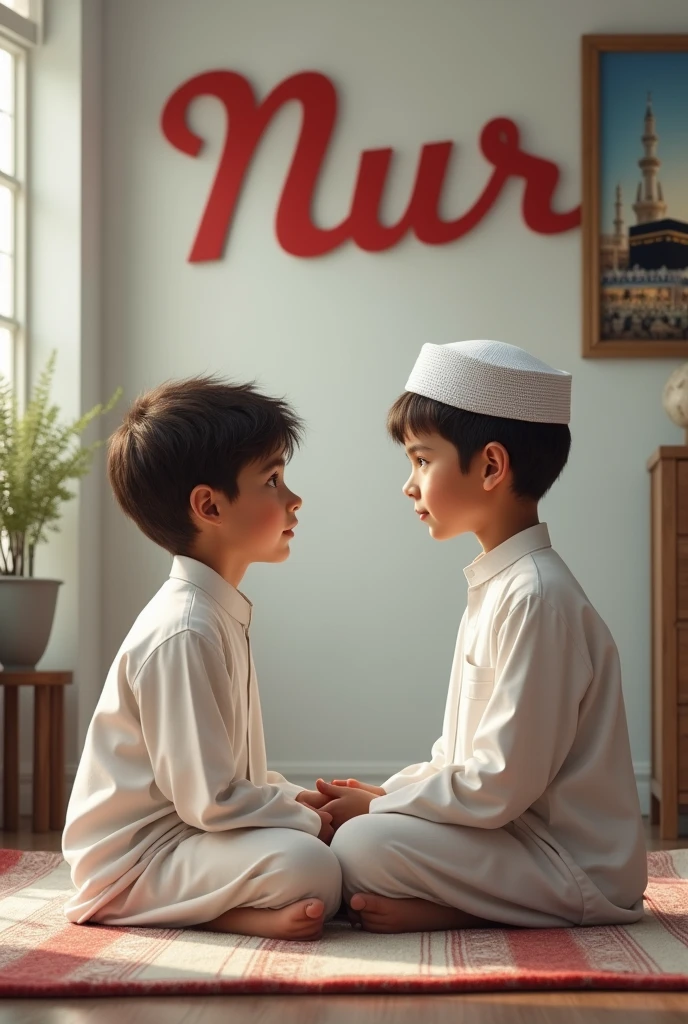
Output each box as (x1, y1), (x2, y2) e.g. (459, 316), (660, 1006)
(161, 70), (581, 263)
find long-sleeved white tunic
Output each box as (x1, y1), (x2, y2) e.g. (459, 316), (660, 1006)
(62, 556), (322, 924)
(370, 524), (647, 923)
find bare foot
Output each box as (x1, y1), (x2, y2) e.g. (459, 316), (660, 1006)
(348, 893), (490, 934)
(198, 897), (326, 941)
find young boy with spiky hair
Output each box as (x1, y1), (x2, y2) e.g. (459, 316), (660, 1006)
(63, 378), (341, 941)
(308, 341), (647, 934)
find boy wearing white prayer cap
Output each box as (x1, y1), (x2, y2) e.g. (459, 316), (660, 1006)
(307, 340), (647, 934)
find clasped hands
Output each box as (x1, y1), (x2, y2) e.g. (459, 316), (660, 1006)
(296, 778), (385, 844)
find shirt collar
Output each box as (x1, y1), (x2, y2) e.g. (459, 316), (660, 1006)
(169, 556), (252, 627)
(463, 523), (551, 588)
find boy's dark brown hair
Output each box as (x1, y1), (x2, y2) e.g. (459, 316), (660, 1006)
(387, 391), (571, 501)
(107, 376), (303, 554)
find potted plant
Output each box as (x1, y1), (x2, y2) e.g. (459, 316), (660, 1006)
(0, 353), (121, 669)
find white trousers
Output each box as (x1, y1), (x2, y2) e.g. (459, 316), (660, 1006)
(92, 827), (342, 928)
(330, 813), (644, 928)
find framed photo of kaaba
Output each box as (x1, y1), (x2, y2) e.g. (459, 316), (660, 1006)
(582, 35), (688, 358)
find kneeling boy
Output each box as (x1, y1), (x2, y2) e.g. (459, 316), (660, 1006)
(63, 377), (340, 940)
(315, 340), (647, 933)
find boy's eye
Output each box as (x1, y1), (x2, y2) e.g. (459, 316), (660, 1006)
(268, 473), (279, 487)
(416, 457), (428, 467)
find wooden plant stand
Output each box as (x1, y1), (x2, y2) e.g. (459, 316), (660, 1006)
(1, 671), (73, 833)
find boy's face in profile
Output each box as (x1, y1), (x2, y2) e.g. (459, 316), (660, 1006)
(401, 431), (491, 542)
(192, 449), (301, 567)
(227, 451), (301, 564)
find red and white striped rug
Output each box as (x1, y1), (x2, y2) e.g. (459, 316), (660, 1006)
(0, 848), (686, 997)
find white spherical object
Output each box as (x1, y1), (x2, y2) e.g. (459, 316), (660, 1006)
(662, 363), (688, 428)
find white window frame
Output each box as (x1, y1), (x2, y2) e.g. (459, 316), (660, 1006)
(0, 0), (41, 400)
(0, 1), (42, 48)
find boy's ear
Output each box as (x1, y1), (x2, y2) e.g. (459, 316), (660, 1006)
(189, 484), (222, 525)
(482, 442), (510, 490)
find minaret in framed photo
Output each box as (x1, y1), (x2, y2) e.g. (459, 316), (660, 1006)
(632, 93), (668, 225)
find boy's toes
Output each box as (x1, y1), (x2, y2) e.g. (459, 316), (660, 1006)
(350, 893), (367, 912)
(350, 892), (386, 914)
(303, 898), (325, 920)
(279, 898), (325, 939)
(348, 893), (404, 932)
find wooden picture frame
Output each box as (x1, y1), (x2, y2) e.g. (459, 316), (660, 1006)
(582, 35), (688, 358)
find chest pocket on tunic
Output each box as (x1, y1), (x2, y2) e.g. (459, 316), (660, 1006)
(464, 661), (495, 699)
(455, 661), (496, 760)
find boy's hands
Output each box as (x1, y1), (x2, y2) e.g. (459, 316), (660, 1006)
(295, 791), (334, 843)
(331, 778), (386, 796)
(316, 779), (376, 829)
(314, 806), (334, 844)
(296, 779), (385, 836)
(295, 788), (330, 810)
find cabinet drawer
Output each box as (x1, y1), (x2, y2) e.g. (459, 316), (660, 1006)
(680, 710), (688, 796)
(679, 538), (688, 620)
(679, 461), (688, 534)
(680, 629), (688, 704)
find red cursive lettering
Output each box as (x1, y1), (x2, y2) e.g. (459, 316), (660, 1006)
(161, 70), (580, 263)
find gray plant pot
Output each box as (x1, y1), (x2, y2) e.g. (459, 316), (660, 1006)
(0, 578), (62, 669)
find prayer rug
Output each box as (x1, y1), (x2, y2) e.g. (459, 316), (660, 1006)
(0, 848), (686, 996)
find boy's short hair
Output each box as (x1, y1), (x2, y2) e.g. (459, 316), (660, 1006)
(387, 392), (571, 501)
(108, 376), (303, 554)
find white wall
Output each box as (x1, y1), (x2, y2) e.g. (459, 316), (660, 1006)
(94, 0), (688, 804)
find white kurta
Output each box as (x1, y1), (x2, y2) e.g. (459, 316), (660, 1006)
(332, 524), (647, 927)
(62, 556), (341, 927)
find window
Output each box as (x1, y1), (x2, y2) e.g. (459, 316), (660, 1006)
(0, 0), (39, 391)
(1, 2), (30, 18)
(0, 41), (23, 390)
(0, 2), (41, 47)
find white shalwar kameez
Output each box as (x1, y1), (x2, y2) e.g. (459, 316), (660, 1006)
(62, 556), (341, 927)
(331, 524), (647, 927)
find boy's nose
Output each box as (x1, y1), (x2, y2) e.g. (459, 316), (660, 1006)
(402, 476), (418, 498)
(289, 490), (302, 511)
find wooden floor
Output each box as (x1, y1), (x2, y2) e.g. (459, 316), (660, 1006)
(0, 818), (686, 1024)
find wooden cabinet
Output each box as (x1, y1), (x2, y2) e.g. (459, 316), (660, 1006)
(648, 447), (688, 838)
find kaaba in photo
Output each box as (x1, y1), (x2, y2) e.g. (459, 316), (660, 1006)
(629, 218), (688, 270)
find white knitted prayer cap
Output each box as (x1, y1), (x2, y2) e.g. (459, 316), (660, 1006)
(405, 340), (571, 425)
